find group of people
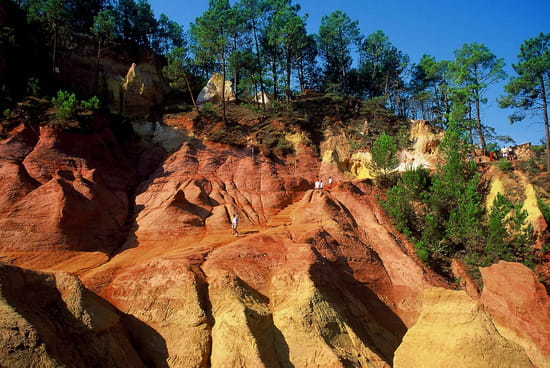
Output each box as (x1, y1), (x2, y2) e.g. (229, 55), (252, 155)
(501, 146), (516, 161)
(314, 176), (333, 190)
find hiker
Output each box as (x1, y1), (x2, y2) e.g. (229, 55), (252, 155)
(328, 176), (333, 189)
(314, 180), (320, 190)
(231, 214), (239, 236)
(319, 181), (324, 190)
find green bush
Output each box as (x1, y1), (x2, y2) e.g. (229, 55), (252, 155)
(3, 108), (13, 119)
(397, 124), (411, 149)
(81, 96), (100, 110)
(27, 77), (40, 96)
(497, 159), (513, 172)
(485, 193), (534, 265)
(276, 138), (294, 156)
(537, 198), (550, 224)
(52, 90), (78, 121)
(518, 158), (541, 175)
(369, 132), (398, 180)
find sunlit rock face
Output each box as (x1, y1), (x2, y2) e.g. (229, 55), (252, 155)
(393, 288), (534, 368)
(481, 262), (550, 368)
(123, 62), (169, 118)
(196, 73), (236, 106)
(0, 124), (137, 253)
(0, 111), (547, 367)
(0, 263), (146, 368)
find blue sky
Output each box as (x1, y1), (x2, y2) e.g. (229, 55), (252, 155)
(148, 0), (550, 145)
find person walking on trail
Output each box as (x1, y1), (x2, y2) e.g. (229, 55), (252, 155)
(328, 176), (333, 189)
(231, 214), (239, 236)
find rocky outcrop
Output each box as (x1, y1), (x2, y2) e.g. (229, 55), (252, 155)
(196, 73), (236, 106)
(394, 288), (534, 368)
(130, 140), (315, 244)
(1, 111), (549, 367)
(481, 262), (550, 368)
(0, 263), (146, 368)
(79, 175), (447, 367)
(123, 62), (169, 118)
(0, 122), (146, 253)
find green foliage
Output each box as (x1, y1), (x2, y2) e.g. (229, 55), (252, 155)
(91, 9), (116, 44)
(397, 124), (411, 149)
(450, 42), (507, 152)
(485, 193), (534, 265)
(317, 10), (362, 93)
(369, 132), (398, 179)
(3, 108), (13, 119)
(358, 30), (409, 99)
(52, 90), (78, 121)
(26, 77), (41, 96)
(497, 158), (513, 172)
(538, 198), (550, 223)
(81, 96), (100, 110)
(51, 91), (101, 121)
(518, 159), (541, 175)
(499, 32), (550, 171)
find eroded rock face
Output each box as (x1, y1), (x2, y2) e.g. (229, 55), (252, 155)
(123, 62), (169, 118)
(196, 73), (236, 106)
(81, 179), (446, 368)
(0, 263), (146, 368)
(131, 141), (314, 243)
(0, 123), (141, 253)
(1, 112), (548, 367)
(393, 288), (534, 368)
(481, 262), (550, 368)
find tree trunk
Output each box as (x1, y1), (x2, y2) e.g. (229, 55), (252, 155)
(252, 19), (266, 110)
(184, 71), (199, 113)
(95, 40), (102, 94)
(541, 74), (550, 172)
(285, 46), (291, 102)
(272, 53), (278, 101)
(474, 92), (487, 154)
(52, 24), (58, 76)
(221, 51), (227, 123)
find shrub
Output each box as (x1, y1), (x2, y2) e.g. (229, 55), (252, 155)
(518, 158), (541, 175)
(276, 138), (294, 156)
(537, 198), (550, 224)
(52, 90), (78, 121)
(3, 108), (13, 119)
(485, 193), (534, 265)
(81, 96), (100, 110)
(497, 159), (513, 172)
(397, 124), (411, 149)
(27, 77), (41, 96)
(369, 132), (398, 180)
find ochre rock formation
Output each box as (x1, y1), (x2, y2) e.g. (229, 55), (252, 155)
(0, 111), (548, 367)
(393, 288), (534, 368)
(0, 263), (146, 368)
(197, 73), (236, 105)
(481, 262), (550, 368)
(123, 62), (169, 118)
(0, 122), (142, 253)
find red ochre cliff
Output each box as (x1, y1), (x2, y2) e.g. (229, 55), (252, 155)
(0, 113), (549, 368)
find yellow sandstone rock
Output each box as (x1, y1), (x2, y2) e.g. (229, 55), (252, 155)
(394, 288), (533, 368)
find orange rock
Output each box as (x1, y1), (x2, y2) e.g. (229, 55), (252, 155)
(481, 261), (550, 367)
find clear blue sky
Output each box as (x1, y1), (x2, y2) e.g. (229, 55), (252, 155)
(148, 0), (550, 145)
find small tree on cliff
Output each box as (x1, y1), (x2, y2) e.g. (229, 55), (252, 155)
(91, 9), (116, 94)
(191, 0), (235, 122)
(450, 43), (506, 154)
(163, 47), (199, 112)
(369, 132), (399, 184)
(498, 32), (550, 171)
